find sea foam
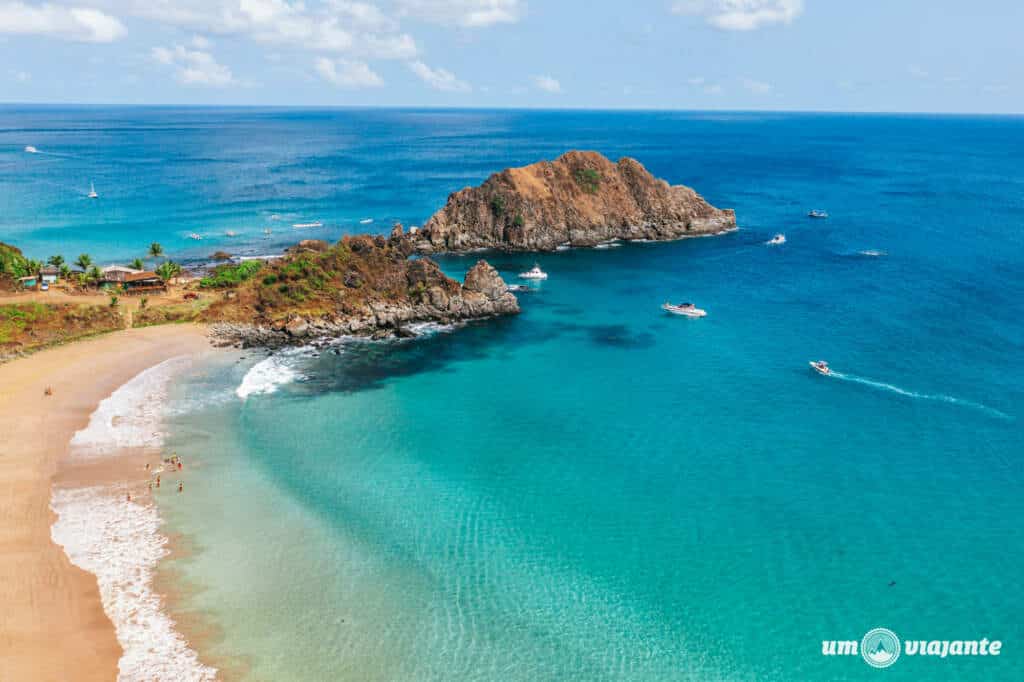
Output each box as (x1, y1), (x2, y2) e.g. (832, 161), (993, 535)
(236, 348), (308, 399)
(70, 355), (193, 457)
(51, 487), (217, 682)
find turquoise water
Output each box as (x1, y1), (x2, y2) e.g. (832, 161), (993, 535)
(5, 108), (1023, 679)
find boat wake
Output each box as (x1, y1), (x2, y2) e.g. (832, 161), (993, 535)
(828, 371), (1010, 419)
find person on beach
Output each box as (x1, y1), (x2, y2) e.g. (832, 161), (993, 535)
(126, 492), (131, 502)
(178, 482), (183, 493)
(178, 461), (182, 470)
(156, 475), (161, 488)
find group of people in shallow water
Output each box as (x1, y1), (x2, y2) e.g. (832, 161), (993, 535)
(126, 453), (186, 503)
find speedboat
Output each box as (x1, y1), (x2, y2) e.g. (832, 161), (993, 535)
(88, 182), (98, 199)
(225, 230), (238, 237)
(360, 218), (374, 224)
(662, 302), (707, 317)
(808, 210), (829, 219)
(293, 221), (323, 229)
(24, 145), (38, 153)
(188, 232), (203, 240)
(506, 284), (529, 292)
(809, 360), (831, 376)
(518, 264), (548, 280)
(767, 233), (786, 245)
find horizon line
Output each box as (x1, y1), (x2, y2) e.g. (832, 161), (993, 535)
(1, 102), (1023, 117)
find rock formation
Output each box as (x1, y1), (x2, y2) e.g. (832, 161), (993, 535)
(415, 151), (736, 252)
(205, 235), (518, 348)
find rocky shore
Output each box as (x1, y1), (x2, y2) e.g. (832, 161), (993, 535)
(414, 151), (736, 252)
(207, 257), (518, 349)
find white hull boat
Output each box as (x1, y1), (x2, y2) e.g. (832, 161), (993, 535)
(662, 302), (706, 317)
(518, 265), (548, 280)
(809, 360), (831, 376)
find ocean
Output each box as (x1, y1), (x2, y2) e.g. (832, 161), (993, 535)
(9, 107), (1023, 680)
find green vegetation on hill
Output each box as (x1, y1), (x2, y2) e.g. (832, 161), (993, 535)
(0, 242), (32, 283)
(200, 260), (263, 288)
(573, 168), (601, 194)
(0, 303), (124, 354)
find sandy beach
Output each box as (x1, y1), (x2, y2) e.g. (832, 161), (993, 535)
(0, 324), (212, 682)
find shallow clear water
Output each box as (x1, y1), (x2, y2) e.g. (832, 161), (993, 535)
(6, 108), (1023, 680)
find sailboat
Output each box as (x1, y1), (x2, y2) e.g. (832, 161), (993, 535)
(87, 182), (98, 199)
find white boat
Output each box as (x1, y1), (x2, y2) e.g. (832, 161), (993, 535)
(808, 209), (829, 219)
(662, 302), (707, 317)
(809, 360), (831, 376)
(188, 233), (203, 240)
(24, 145), (38, 154)
(225, 230), (238, 237)
(595, 240), (622, 249)
(507, 284), (529, 292)
(87, 182), (98, 199)
(293, 221), (323, 229)
(360, 218), (374, 224)
(767, 233), (786, 245)
(518, 264), (548, 280)
(859, 249), (887, 257)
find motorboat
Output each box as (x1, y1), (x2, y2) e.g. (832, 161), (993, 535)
(807, 210), (829, 219)
(506, 284), (530, 292)
(88, 182), (98, 199)
(662, 302), (707, 317)
(225, 230), (238, 237)
(293, 221), (323, 229)
(188, 233), (203, 240)
(767, 233), (786, 245)
(360, 218), (374, 224)
(24, 145), (38, 153)
(809, 360), (831, 376)
(518, 264), (548, 280)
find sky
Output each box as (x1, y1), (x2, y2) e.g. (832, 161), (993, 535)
(0, 0), (1021, 112)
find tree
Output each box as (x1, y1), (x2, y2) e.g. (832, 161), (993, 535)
(130, 257), (144, 271)
(26, 259), (42, 276)
(148, 243), (164, 260)
(155, 260), (182, 283)
(59, 264), (71, 279)
(47, 254), (65, 268)
(109, 295), (119, 307)
(75, 253), (93, 271)
(87, 265), (102, 283)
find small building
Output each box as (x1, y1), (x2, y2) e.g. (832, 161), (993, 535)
(18, 276), (37, 289)
(101, 265), (142, 283)
(122, 271), (166, 294)
(39, 265), (59, 283)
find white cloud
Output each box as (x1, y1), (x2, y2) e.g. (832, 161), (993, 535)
(704, 84), (724, 95)
(672, 0), (803, 31)
(398, 0), (521, 28)
(152, 44), (234, 86)
(328, 0), (397, 31)
(687, 76), (706, 86)
(315, 57), (383, 87)
(0, 2), (125, 42)
(532, 74), (561, 93)
(191, 34), (212, 49)
(908, 65), (929, 79)
(408, 60), (470, 92)
(742, 77), (772, 94)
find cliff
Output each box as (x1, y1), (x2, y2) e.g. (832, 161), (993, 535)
(415, 151), (736, 252)
(203, 232), (518, 347)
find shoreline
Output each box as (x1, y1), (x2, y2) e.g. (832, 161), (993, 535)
(0, 324), (215, 681)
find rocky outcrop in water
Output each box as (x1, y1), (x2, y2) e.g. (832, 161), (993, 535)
(414, 151), (736, 252)
(206, 245), (519, 349)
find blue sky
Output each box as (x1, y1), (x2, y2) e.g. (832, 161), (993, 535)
(1, 1), (1021, 112)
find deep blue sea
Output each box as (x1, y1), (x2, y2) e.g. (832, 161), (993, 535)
(4, 107), (1023, 680)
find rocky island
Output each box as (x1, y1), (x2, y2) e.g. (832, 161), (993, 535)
(204, 232), (518, 348)
(414, 151), (736, 252)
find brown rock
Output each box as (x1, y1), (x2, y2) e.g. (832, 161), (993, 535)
(420, 151), (736, 252)
(463, 260), (508, 301)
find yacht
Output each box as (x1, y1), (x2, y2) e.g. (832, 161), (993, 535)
(662, 302), (707, 317)
(809, 360), (831, 376)
(87, 182), (98, 199)
(518, 264), (548, 280)
(807, 209), (829, 219)
(767, 233), (786, 245)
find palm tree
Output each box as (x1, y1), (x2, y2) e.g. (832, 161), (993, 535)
(148, 242), (164, 261)
(59, 264), (72, 279)
(75, 253), (93, 271)
(130, 257), (144, 271)
(87, 265), (102, 283)
(26, 259), (42, 276)
(47, 254), (65, 268)
(155, 260), (182, 283)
